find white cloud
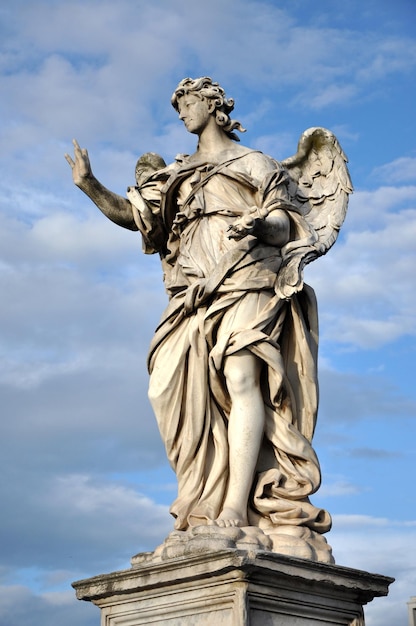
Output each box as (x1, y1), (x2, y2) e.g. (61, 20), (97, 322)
(0, 584), (97, 626)
(372, 157), (416, 184)
(318, 367), (416, 423)
(318, 480), (361, 497)
(253, 131), (299, 161)
(334, 515), (416, 529)
(356, 36), (416, 81)
(1, 0), (415, 171)
(329, 516), (416, 626)
(306, 188), (416, 349)
(48, 474), (171, 542)
(346, 186), (416, 229)
(308, 84), (359, 109)
(0, 470), (171, 571)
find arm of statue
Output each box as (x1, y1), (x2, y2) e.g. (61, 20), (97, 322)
(254, 208), (291, 246)
(228, 207), (290, 247)
(64, 139), (138, 231)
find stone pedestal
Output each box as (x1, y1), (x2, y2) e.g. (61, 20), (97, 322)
(73, 548), (393, 625)
(408, 596), (416, 626)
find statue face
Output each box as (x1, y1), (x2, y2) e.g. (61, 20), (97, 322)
(177, 93), (212, 135)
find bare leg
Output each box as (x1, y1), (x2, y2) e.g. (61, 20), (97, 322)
(215, 349), (265, 527)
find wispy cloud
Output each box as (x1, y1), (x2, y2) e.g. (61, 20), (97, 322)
(372, 157), (416, 184)
(347, 447), (401, 459)
(0, 3), (415, 626)
(318, 480), (362, 497)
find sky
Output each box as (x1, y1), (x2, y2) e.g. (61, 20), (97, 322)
(0, 0), (415, 624)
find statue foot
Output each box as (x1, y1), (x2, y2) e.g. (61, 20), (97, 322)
(212, 507), (247, 528)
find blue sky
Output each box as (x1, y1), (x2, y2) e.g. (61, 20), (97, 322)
(0, 1), (415, 624)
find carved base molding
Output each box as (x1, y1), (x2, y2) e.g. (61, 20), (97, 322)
(73, 548), (393, 625)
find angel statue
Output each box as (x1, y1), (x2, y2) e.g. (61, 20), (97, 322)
(65, 77), (352, 563)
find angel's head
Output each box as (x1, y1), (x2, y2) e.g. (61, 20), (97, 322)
(171, 77), (245, 141)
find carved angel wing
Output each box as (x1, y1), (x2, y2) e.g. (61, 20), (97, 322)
(276, 127), (353, 298)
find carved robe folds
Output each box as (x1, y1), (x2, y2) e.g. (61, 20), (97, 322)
(136, 151), (331, 538)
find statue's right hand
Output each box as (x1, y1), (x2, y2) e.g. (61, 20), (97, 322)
(227, 214), (256, 240)
(64, 139), (93, 187)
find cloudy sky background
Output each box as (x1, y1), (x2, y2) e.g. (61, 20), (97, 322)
(1, 1), (415, 624)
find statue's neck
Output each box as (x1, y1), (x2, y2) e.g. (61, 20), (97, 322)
(195, 122), (234, 160)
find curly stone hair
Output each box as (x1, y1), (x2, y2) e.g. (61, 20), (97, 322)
(171, 76), (246, 141)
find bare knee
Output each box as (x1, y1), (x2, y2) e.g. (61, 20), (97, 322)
(224, 350), (261, 397)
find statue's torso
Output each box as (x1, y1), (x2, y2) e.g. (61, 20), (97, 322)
(161, 151), (284, 293)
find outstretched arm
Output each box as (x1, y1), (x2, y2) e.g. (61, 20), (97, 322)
(64, 139), (138, 231)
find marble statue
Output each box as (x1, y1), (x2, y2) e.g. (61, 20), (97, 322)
(65, 77), (352, 562)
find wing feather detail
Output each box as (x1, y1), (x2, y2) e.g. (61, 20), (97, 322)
(276, 127), (353, 298)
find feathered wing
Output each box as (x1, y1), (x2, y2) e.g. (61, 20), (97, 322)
(275, 127), (353, 299)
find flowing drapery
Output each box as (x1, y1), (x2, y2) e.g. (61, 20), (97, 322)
(136, 151), (331, 534)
